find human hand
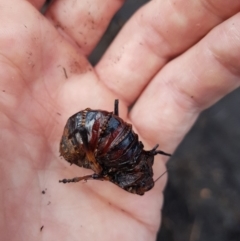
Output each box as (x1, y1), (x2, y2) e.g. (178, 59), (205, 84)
(0, 0), (239, 240)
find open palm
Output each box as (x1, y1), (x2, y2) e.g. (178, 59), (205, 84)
(0, 1), (239, 240)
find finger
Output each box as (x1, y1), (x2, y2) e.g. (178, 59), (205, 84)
(130, 13), (240, 152)
(27, 0), (46, 9)
(0, 0), (96, 88)
(46, 0), (125, 55)
(96, 0), (240, 104)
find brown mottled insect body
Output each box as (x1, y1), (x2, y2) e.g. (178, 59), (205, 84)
(59, 100), (171, 195)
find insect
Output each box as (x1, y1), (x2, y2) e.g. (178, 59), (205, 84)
(59, 100), (171, 195)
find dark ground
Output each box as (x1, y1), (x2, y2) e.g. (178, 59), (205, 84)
(158, 88), (240, 241)
(88, 1), (240, 241)
(44, 0), (240, 240)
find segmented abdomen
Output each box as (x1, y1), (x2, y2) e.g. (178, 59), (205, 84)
(68, 109), (143, 168)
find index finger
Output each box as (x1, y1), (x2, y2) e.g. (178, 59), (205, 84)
(131, 13), (240, 152)
(96, 0), (240, 104)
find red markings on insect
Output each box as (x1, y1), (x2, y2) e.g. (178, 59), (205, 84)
(59, 100), (171, 195)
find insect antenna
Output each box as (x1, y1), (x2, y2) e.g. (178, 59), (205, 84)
(154, 169), (168, 183)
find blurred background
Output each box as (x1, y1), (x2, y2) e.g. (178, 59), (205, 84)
(45, 0), (240, 240)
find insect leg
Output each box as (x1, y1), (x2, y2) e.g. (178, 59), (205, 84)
(70, 127), (103, 174)
(59, 173), (108, 183)
(114, 99), (119, 116)
(149, 144), (172, 157)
